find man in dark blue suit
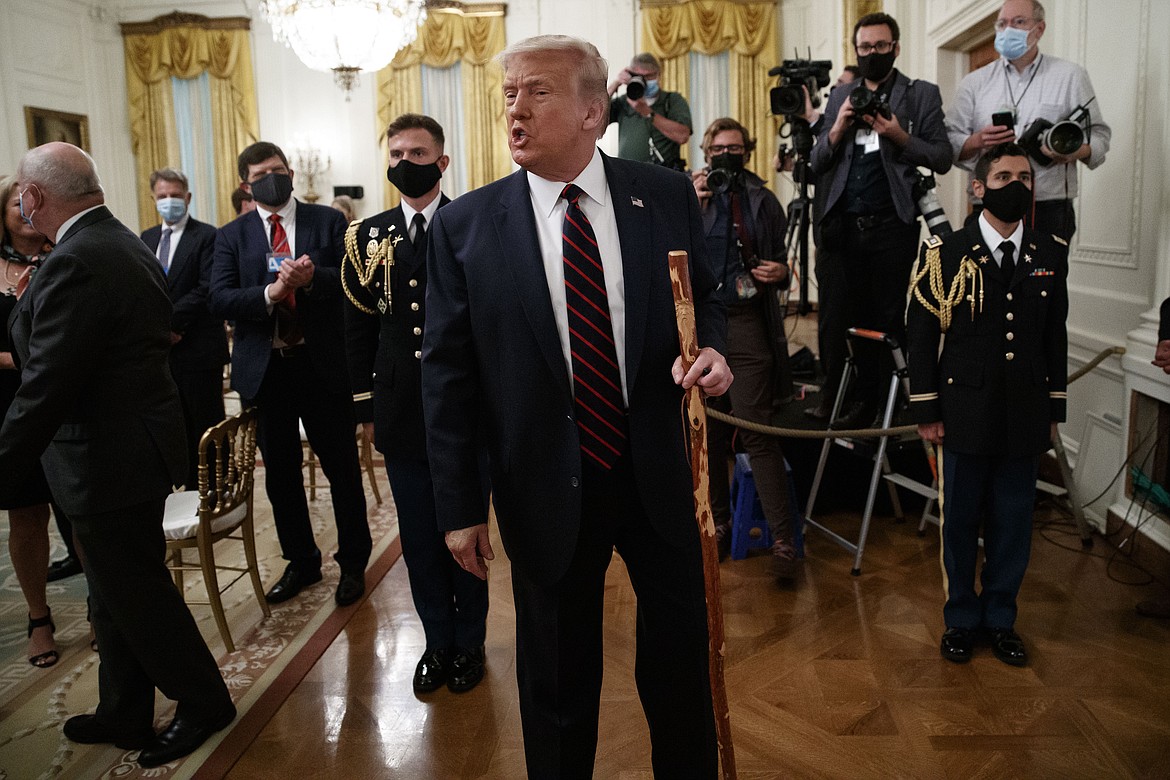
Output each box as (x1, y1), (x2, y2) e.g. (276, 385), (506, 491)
(423, 36), (732, 779)
(344, 114), (489, 694)
(141, 168), (228, 489)
(211, 142), (370, 607)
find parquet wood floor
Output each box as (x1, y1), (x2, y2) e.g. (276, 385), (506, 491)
(226, 502), (1170, 779)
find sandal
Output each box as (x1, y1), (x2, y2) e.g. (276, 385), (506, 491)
(27, 610), (59, 669)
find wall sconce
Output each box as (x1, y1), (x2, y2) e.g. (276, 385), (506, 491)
(294, 147), (331, 203)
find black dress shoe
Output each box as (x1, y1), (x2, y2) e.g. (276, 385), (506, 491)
(63, 714), (155, 749)
(137, 706), (236, 768)
(413, 649), (447, 693)
(265, 564), (323, 604)
(987, 628), (1028, 667)
(940, 627), (975, 663)
(46, 555), (83, 582)
(447, 646), (485, 693)
(830, 400), (878, 430)
(335, 570), (366, 606)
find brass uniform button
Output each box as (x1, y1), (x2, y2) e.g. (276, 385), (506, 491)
(1006, 292), (1013, 301)
(1006, 352), (1015, 361)
(414, 350), (422, 359)
(411, 302), (420, 311)
(1006, 332), (1015, 341)
(947, 378), (954, 385)
(1041, 290), (1048, 297)
(409, 278), (419, 288)
(1006, 312), (1014, 321)
(413, 327), (422, 336)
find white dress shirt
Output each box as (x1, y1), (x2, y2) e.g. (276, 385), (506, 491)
(526, 148), (629, 403)
(978, 211), (1024, 268)
(401, 192), (443, 242)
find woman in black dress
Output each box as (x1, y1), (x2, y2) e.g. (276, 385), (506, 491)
(1, 174), (59, 667)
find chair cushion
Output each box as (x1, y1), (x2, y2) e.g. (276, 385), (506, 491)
(162, 489), (248, 541)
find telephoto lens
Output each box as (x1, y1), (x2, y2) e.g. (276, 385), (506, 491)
(626, 75), (646, 101)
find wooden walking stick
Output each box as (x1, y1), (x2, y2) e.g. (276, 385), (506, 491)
(668, 250), (737, 780)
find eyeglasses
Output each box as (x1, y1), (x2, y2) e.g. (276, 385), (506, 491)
(855, 40), (896, 56)
(994, 16), (1035, 31)
(708, 144), (745, 154)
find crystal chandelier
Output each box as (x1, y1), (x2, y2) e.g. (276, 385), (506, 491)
(260, 0), (428, 95)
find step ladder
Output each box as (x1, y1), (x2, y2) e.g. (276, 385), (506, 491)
(803, 328), (932, 575)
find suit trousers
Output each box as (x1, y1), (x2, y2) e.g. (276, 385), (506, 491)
(72, 497), (232, 728)
(247, 351), (371, 573)
(510, 455), (718, 780)
(171, 365), (226, 490)
(707, 298), (795, 539)
(384, 457), (488, 651)
(822, 214), (921, 405)
(938, 447), (1040, 630)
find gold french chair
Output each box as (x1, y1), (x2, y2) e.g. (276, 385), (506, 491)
(162, 407), (269, 653)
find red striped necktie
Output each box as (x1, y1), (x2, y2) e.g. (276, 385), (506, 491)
(561, 183), (628, 470)
(269, 213), (303, 345)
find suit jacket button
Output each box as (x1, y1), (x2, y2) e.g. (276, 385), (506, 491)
(413, 327), (422, 336)
(1006, 332), (1014, 341)
(1006, 352), (1015, 361)
(414, 350), (422, 359)
(570, 477), (580, 488)
(409, 278), (419, 288)
(411, 302), (420, 311)
(1006, 312), (1014, 321)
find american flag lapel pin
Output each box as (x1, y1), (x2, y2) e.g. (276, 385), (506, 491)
(631, 196), (643, 208)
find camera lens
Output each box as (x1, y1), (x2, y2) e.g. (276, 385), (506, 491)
(770, 85), (804, 116)
(706, 168), (733, 196)
(849, 85), (876, 115)
(626, 75), (646, 101)
(1044, 121), (1085, 155)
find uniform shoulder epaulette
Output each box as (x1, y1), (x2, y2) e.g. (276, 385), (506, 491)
(925, 235), (943, 249)
(1052, 234), (1068, 246)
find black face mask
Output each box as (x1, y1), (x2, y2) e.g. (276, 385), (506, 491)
(857, 50), (896, 83)
(250, 172), (294, 208)
(710, 152), (745, 172)
(387, 159), (443, 199)
(980, 180), (1032, 223)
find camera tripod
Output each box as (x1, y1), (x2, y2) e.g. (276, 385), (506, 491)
(780, 117), (815, 315)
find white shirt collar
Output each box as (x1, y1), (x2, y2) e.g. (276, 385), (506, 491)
(400, 191), (444, 231)
(255, 197), (297, 226)
(978, 210), (1024, 264)
(527, 148), (608, 219)
(55, 204), (104, 244)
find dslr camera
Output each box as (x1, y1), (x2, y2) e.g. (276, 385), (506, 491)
(913, 170), (952, 237)
(625, 74), (647, 101)
(769, 58), (832, 117)
(705, 158), (743, 197)
(849, 85), (891, 124)
(1017, 102), (1092, 167)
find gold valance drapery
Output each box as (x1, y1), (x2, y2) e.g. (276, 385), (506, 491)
(639, 0), (778, 181)
(375, 2), (509, 207)
(121, 12), (259, 228)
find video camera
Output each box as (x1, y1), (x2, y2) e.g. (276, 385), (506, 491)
(1017, 100), (1094, 167)
(769, 58), (832, 117)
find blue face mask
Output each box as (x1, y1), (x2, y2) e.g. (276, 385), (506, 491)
(156, 196), (187, 224)
(644, 79), (660, 99)
(18, 189), (36, 230)
(995, 26), (1031, 61)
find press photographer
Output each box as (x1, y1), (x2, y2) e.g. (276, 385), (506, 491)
(946, 0), (1110, 241)
(606, 52), (693, 169)
(692, 117), (800, 579)
(808, 11), (953, 430)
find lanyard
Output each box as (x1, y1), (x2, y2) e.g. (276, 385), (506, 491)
(1004, 54), (1043, 110)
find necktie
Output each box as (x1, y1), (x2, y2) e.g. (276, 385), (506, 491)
(269, 214), (303, 345)
(999, 240), (1016, 284)
(158, 227), (172, 272)
(411, 212), (427, 256)
(561, 183), (627, 470)
(729, 192), (756, 261)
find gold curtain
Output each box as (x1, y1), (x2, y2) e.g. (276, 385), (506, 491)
(121, 13), (259, 228)
(375, 4), (508, 207)
(640, 0), (778, 181)
(843, 0), (882, 69)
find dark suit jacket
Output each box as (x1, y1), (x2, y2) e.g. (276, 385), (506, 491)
(422, 153), (726, 585)
(809, 69), (953, 224)
(907, 220), (1069, 457)
(142, 217), (229, 373)
(1159, 297), (1170, 342)
(210, 201), (349, 400)
(345, 197), (449, 460)
(0, 206), (186, 514)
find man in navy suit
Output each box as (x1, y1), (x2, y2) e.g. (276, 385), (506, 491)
(344, 114), (489, 694)
(211, 142), (370, 607)
(141, 168), (228, 489)
(423, 36), (732, 778)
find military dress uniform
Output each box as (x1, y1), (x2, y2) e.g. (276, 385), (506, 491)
(342, 198), (490, 676)
(906, 218), (1068, 635)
